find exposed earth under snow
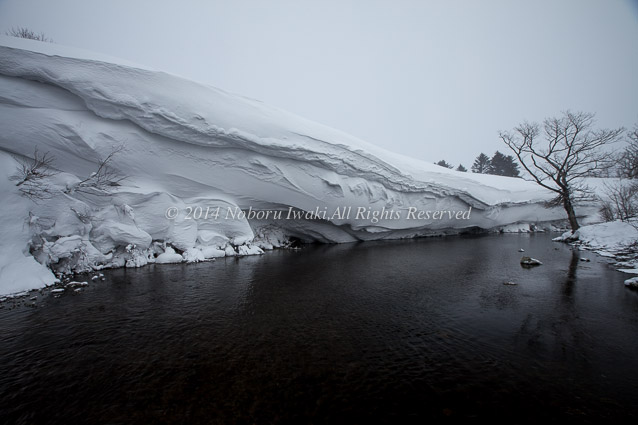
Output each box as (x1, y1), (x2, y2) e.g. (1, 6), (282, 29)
(0, 36), (599, 295)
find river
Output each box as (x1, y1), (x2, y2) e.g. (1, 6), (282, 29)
(1, 233), (637, 424)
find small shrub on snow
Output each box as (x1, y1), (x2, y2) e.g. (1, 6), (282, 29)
(66, 145), (127, 195)
(6, 26), (52, 42)
(11, 148), (58, 201)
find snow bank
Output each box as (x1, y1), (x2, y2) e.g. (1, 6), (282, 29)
(575, 221), (638, 250)
(0, 153), (59, 294)
(554, 221), (638, 251)
(0, 36), (585, 295)
(554, 220), (638, 280)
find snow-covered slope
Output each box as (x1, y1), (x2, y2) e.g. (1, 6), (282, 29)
(0, 36), (570, 294)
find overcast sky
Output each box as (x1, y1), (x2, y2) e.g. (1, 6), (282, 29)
(1, 0), (637, 168)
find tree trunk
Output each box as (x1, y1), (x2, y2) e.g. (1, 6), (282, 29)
(562, 195), (580, 231)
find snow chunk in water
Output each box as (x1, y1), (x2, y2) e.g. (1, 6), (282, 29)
(201, 246), (226, 259)
(183, 248), (205, 263)
(155, 247), (184, 264)
(237, 245), (264, 256)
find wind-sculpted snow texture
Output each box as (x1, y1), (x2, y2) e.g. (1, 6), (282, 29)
(0, 37), (568, 294)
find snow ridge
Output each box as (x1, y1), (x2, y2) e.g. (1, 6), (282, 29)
(0, 38), (547, 207)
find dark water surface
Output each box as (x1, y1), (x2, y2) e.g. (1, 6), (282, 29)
(1, 234), (637, 424)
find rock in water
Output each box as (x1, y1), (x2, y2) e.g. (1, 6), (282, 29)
(520, 256), (542, 266)
(624, 277), (638, 289)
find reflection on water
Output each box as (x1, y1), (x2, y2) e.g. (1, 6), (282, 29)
(0, 234), (637, 424)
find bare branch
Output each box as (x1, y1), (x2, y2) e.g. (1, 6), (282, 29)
(11, 148), (59, 202)
(618, 123), (638, 178)
(70, 145), (127, 195)
(599, 180), (638, 222)
(5, 26), (53, 42)
(499, 125), (560, 194)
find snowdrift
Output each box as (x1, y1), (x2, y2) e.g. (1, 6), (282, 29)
(0, 36), (569, 294)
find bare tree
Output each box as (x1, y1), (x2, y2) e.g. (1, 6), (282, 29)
(11, 148), (58, 201)
(618, 123), (638, 179)
(70, 145), (127, 194)
(6, 26), (52, 42)
(599, 180), (638, 222)
(499, 111), (624, 231)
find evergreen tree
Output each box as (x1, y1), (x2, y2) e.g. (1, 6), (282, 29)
(436, 160), (454, 169)
(490, 151), (520, 177)
(471, 153), (491, 173)
(456, 164), (467, 172)
(503, 154), (520, 177)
